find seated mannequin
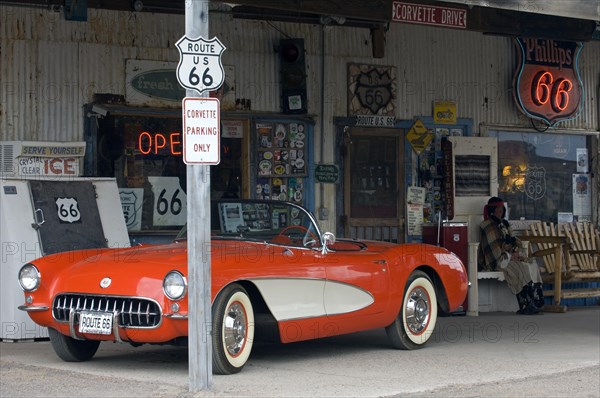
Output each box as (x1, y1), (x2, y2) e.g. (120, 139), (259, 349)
(477, 197), (545, 315)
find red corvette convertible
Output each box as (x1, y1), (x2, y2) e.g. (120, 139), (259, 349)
(18, 200), (467, 374)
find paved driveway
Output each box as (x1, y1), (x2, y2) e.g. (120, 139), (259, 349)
(1, 308), (599, 397)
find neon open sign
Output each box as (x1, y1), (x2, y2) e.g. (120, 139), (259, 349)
(138, 131), (182, 155)
(513, 38), (583, 126)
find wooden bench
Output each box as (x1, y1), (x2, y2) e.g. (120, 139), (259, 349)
(467, 243), (519, 316)
(525, 222), (600, 312)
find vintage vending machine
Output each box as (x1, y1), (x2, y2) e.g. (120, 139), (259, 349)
(422, 221), (469, 313)
(0, 141), (130, 341)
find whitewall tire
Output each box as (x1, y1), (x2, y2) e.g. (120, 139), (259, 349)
(212, 284), (255, 374)
(386, 270), (438, 350)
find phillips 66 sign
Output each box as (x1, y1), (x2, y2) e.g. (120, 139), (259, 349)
(513, 37), (584, 126)
(176, 36), (226, 95)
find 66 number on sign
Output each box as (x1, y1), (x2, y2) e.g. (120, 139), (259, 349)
(59, 203), (79, 219)
(148, 176), (187, 226)
(187, 64), (214, 88)
(156, 188), (183, 216)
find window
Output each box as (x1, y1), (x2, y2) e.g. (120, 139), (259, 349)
(97, 115), (186, 232)
(95, 113), (243, 233)
(490, 130), (591, 222)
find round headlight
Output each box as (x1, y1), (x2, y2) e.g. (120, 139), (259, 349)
(18, 264), (40, 292)
(163, 271), (187, 300)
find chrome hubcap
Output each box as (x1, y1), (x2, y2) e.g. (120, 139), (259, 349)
(405, 287), (430, 334)
(223, 302), (247, 356)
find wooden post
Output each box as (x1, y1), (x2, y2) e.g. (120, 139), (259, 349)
(185, 0), (212, 391)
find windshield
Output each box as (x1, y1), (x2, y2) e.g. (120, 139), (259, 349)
(175, 200), (321, 248)
(175, 224), (187, 241)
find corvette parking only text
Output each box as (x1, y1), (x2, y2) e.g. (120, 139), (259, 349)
(182, 97), (221, 165)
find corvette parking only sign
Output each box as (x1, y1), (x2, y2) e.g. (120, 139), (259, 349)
(176, 36), (226, 95)
(182, 97), (220, 165)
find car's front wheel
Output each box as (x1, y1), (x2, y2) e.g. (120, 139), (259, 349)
(386, 270), (438, 350)
(48, 328), (100, 361)
(212, 283), (255, 375)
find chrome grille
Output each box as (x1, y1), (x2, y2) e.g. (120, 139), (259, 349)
(53, 294), (162, 328)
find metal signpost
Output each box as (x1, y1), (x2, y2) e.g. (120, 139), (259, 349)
(177, 0), (226, 391)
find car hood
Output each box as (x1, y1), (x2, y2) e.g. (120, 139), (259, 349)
(43, 243), (188, 298)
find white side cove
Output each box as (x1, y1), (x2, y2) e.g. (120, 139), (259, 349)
(251, 279), (374, 321)
(323, 280), (375, 316)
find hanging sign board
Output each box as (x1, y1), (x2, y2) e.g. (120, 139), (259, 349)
(119, 188), (144, 231)
(433, 101), (457, 124)
(314, 164), (339, 183)
(407, 186), (426, 205)
(182, 97), (221, 165)
(442, 139), (454, 220)
(126, 60), (185, 106)
(12, 141), (86, 178)
(221, 120), (244, 138)
(406, 119), (433, 155)
(176, 36), (226, 95)
(513, 37), (584, 126)
(392, 1), (467, 29)
(355, 115), (395, 127)
(148, 176), (188, 226)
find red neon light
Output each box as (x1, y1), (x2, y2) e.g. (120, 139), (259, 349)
(137, 131), (182, 156)
(551, 78), (572, 112)
(138, 131), (152, 155)
(170, 132), (182, 155)
(155, 134), (166, 152)
(529, 70), (573, 113)
(532, 71), (552, 105)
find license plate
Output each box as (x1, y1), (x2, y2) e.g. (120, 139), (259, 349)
(78, 311), (113, 335)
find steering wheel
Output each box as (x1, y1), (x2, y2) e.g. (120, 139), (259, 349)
(274, 225), (319, 247)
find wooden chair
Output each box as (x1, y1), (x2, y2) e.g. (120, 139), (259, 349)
(524, 222), (600, 312)
(561, 222), (600, 273)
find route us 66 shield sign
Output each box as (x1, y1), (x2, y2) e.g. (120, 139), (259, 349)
(55, 197), (81, 223)
(176, 36), (226, 95)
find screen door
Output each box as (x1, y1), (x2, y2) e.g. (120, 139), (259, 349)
(344, 128), (405, 242)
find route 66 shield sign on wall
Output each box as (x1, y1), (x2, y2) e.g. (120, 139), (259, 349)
(176, 36), (226, 95)
(55, 197), (81, 223)
(348, 63), (396, 116)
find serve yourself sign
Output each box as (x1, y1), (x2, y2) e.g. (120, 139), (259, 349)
(182, 97), (221, 165)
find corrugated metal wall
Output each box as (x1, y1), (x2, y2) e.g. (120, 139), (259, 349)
(2, 6), (599, 142)
(1, 6), (599, 231)
(0, 7), (182, 141)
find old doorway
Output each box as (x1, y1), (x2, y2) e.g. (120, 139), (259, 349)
(343, 128), (405, 242)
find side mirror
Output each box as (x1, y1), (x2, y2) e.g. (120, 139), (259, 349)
(321, 232), (336, 255)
